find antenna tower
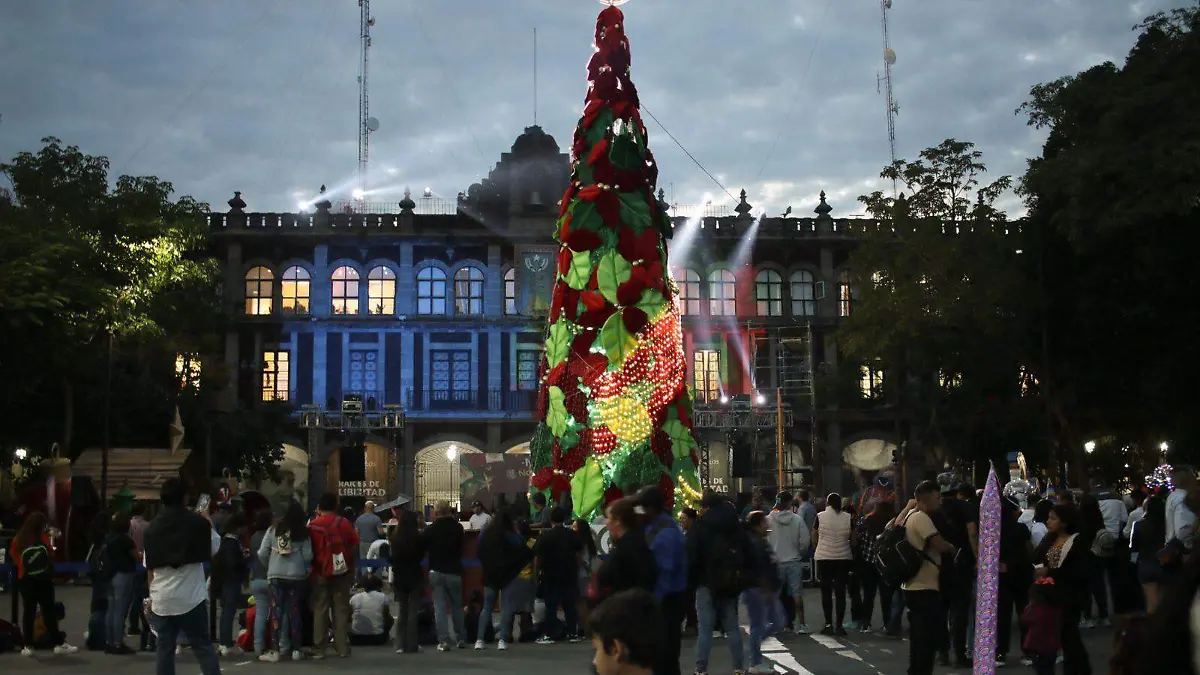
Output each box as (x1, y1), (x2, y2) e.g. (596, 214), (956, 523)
(357, 0), (377, 197)
(878, 0), (899, 196)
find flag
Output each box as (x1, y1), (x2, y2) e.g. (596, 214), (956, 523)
(169, 406), (185, 454)
(973, 465), (1001, 674)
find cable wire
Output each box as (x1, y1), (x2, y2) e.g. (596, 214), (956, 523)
(641, 104), (737, 204)
(755, 0), (836, 179)
(115, 0), (287, 175)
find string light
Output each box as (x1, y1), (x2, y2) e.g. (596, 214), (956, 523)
(1146, 464), (1174, 492)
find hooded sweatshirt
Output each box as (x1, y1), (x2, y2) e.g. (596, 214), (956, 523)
(767, 508), (811, 564)
(1095, 490), (1128, 537)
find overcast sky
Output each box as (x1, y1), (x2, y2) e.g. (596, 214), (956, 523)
(0, 0), (1174, 218)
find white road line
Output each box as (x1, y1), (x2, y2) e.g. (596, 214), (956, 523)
(809, 634), (843, 650)
(765, 651), (817, 675)
(835, 650), (862, 660)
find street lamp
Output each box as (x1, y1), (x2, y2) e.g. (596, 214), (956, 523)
(14, 448), (27, 460)
(1160, 441), (1170, 454)
(446, 444), (458, 461)
(1084, 441), (1096, 454)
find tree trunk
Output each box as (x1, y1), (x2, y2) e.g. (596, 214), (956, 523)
(61, 378), (74, 456)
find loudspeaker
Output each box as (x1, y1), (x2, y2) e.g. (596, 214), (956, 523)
(732, 443), (754, 478)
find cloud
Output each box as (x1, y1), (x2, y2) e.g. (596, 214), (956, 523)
(0, 0), (1177, 220)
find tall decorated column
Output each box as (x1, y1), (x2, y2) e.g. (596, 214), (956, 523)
(528, 1), (701, 520)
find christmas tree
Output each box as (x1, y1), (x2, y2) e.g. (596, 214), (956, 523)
(527, 2), (702, 520)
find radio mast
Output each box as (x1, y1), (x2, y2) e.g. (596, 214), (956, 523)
(878, 0), (899, 196)
(357, 0), (378, 199)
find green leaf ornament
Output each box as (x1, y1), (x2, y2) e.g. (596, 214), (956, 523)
(565, 249), (593, 290)
(545, 320), (574, 368)
(570, 456), (605, 520)
(599, 311), (639, 368)
(596, 251), (633, 305)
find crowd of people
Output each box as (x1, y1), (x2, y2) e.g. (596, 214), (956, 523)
(6, 465), (1200, 675)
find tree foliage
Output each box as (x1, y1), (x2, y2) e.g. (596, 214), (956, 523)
(1017, 7), (1200, 477)
(0, 138), (233, 464)
(838, 140), (1041, 471)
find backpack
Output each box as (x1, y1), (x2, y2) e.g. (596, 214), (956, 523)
(874, 513), (932, 588)
(91, 540), (116, 580)
(20, 542), (53, 578)
(314, 518), (350, 576)
(1091, 529), (1116, 558)
(705, 531), (750, 596)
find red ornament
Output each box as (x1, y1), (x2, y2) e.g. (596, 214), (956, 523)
(532, 467), (555, 491)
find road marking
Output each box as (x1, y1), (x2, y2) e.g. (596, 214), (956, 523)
(809, 634), (843, 650)
(235, 660), (253, 666)
(765, 651), (816, 675)
(836, 650), (862, 660)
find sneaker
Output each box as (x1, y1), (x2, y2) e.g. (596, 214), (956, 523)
(175, 645), (183, 656)
(54, 643), (79, 655)
(1019, 657), (1033, 667)
(820, 625), (834, 636)
(291, 651), (303, 661)
(859, 623), (872, 634)
(535, 636), (555, 645)
(750, 664), (775, 674)
(712, 631), (723, 639)
(497, 640), (509, 651)
(310, 650), (326, 660)
(1078, 618), (1096, 629)
(456, 641), (466, 650)
(258, 651), (281, 663)
(568, 634), (582, 644)
(795, 624), (811, 634)
(218, 645), (241, 657)
(437, 643), (452, 652)
(693, 670), (708, 675)
(21, 647), (34, 657)
(995, 654), (1007, 667)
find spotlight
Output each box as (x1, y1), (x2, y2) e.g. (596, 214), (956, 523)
(352, 188), (366, 200)
(423, 187), (433, 198)
(719, 395), (728, 404)
(1084, 441), (1096, 454)
(446, 444), (458, 461)
(14, 448), (28, 460)
(755, 393), (766, 405)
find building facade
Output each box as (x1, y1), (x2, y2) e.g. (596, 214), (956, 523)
(211, 125), (902, 512)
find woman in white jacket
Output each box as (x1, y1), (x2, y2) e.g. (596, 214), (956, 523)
(811, 493), (853, 636)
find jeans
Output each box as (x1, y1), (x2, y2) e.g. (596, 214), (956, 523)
(859, 562), (892, 628)
(268, 579), (303, 653)
(430, 571), (466, 645)
(540, 581), (580, 640)
(150, 601), (220, 675)
(741, 588), (783, 667)
(695, 586), (743, 672)
(312, 573), (353, 655)
(218, 580), (242, 647)
(20, 576), (62, 648)
(107, 571), (136, 645)
(888, 588), (906, 633)
(394, 586), (424, 652)
(817, 559), (851, 628)
(249, 579), (270, 654)
(477, 582), (517, 644)
(905, 589), (941, 675)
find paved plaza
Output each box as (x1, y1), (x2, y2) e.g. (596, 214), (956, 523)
(3, 585), (1114, 675)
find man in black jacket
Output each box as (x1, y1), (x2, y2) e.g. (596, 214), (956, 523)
(687, 494), (747, 675)
(425, 500), (466, 651)
(143, 479), (221, 675)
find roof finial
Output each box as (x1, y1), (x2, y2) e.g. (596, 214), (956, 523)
(814, 190), (832, 219)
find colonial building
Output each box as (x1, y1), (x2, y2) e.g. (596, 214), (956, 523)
(210, 125), (902, 512)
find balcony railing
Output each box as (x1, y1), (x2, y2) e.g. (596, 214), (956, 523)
(403, 388), (536, 415)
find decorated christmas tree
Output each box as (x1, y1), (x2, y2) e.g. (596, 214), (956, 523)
(527, 2), (702, 520)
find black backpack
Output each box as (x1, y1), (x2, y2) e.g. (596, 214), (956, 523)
(20, 542), (53, 578)
(706, 531), (750, 596)
(873, 513), (931, 588)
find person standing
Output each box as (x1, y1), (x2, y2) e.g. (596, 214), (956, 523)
(896, 481), (955, 675)
(12, 512), (78, 656)
(388, 511), (427, 654)
(127, 503), (151, 644)
(256, 502), (312, 662)
(353, 502), (383, 574)
(475, 511), (530, 650)
(425, 500), (467, 651)
(534, 507), (584, 644)
(812, 493), (854, 636)
(247, 509), (273, 657)
(687, 493), (746, 675)
(996, 497), (1034, 668)
(143, 478), (220, 675)
(1032, 504), (1092, 675)
(796, 490), (817, 533)
(308, 493), (358, 659)
(767, 491), (811, 634)
(213, 514), (248, 656)
(104, 512), (140, 654)
(855, 499), (895, 634)
(634, 487), (687, 675)
(1165, 466), (1196, 573)
(468, 501), (492, 531)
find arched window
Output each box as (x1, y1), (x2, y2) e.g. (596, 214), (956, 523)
(332, 266), (360, 315)
(675, 269), (701, 316)
(755, 269), (783, 317)
(790, 270), (815, 317)
(837, 270), (854, 317)
(244, 266), (274, 315)
(504, 268), (517, 315)
(417, 266), (447, 315)
(367, 266), (396, 315)
(707, 269), (736, 316)
(454, 266), (485, 315)
(281, 266), (310, 315)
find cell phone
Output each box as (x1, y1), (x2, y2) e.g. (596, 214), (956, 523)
(196, 493), (211, 514)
